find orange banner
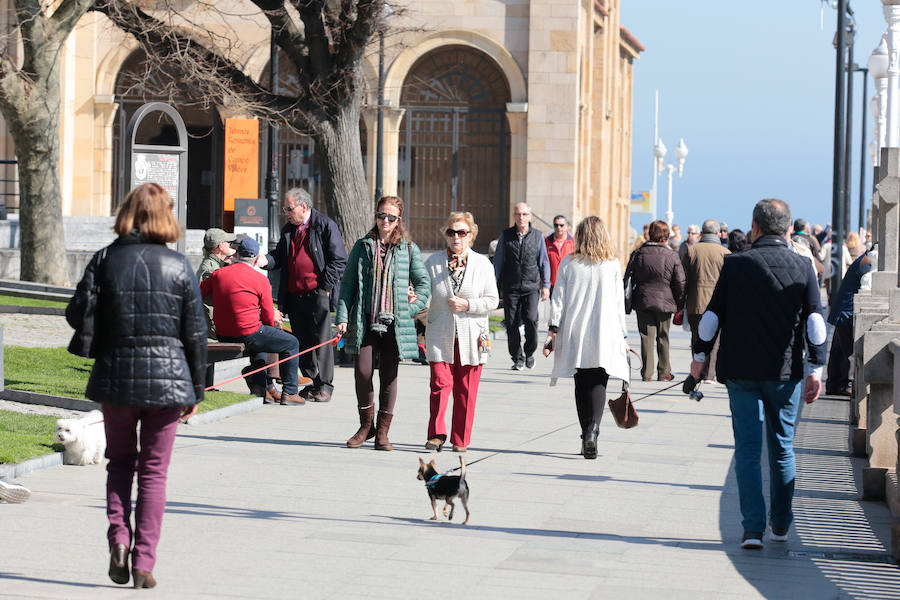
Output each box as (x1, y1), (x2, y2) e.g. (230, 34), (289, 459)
(223, 118), (259, 212)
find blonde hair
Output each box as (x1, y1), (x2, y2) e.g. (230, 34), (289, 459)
(442, 211), (479, 244)
(572, 216), (615, 264)
(114, 183), (179, 243)
(846, 231), (860, 249)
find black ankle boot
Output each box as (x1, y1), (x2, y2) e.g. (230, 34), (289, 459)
(582, 424), (599, 459)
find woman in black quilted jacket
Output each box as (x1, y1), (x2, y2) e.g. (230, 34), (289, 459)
(66, 182), (207, 589)
(624, 220), (686, 381)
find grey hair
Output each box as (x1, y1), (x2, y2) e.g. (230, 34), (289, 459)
(285, 187), (312, 208)
(753, 198), (792, 236)
(701, 219), (719, 235)
(236, 254), (257, 264)
(793, 218), (808, 233)
(687, 224), (700, 234)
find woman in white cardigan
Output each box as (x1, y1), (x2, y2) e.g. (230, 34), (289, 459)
(545, 216), (630, 459)
(424, 211), (499, 452)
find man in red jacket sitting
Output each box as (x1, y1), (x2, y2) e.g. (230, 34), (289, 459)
(199, 237), (304, 406)
(545, 215), (574, 293)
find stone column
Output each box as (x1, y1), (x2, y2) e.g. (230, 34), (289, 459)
(362, 106), (405, 200)
(380, 107), (405, 197)
(92, 94), (118, 216)
(506, 104), (528, 215)
(873, 147), (900, 292)
(885, 1), (900, 147)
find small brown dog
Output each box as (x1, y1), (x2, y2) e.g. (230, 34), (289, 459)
(417, 456), (470, 525)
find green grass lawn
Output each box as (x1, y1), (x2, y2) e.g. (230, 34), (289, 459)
(1, 347), (254, 464)
(489, 314), (504, 333)
(0, 409), (63, 464)
(0, 294), (68, 308)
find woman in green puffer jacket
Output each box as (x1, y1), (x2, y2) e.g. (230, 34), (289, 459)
(336, 196), (430, 450)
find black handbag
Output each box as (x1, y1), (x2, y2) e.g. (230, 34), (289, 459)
(623, 273), (634, 314)
(67, 248), (107, 358)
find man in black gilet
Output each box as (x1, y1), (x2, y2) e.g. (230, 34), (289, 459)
(493, 202), (550, 370)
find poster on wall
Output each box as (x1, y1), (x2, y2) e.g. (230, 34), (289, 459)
(131, 152), (180, 217)
(224, 118), (259, 213)
(234, 197), (268, 255)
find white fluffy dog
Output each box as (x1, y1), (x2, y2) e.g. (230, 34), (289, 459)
(55, 410), (106, 466)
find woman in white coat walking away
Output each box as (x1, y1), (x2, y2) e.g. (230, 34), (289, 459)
(545, 216), (630, 459)
(424, 211), (499, 452)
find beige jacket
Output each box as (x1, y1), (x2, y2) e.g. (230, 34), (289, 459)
(682, 236), (730, 316)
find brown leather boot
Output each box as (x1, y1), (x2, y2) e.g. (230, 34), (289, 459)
(346, 405), (375, 448)
(374, 410), (394, 451)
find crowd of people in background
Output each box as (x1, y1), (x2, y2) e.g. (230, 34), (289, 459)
(61, 180), (872, 585)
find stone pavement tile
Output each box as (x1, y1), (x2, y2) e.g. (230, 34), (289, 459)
(4, 313), (900, 598)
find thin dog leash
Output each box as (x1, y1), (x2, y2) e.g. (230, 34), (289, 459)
(204, 334), (341, 392)
(447, 377), (686, 472)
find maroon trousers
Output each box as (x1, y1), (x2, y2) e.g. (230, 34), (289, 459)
(102, 404), (182, 572)
(428, 342), (483, 447)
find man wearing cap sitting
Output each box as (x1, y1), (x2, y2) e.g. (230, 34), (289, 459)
(197, 228), (237, 337)
(200, 237), (304, 405)
(197, 228), (236, 389)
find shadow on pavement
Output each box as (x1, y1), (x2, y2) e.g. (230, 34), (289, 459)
(0, 572), (116, 589)
(719, 398), (900, 599)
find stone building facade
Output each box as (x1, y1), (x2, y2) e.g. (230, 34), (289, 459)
(0, 0), (641, 256)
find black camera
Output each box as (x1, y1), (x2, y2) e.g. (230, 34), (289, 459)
(682, 375), (704, 402)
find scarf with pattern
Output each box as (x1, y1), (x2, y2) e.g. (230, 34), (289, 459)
(370, 237), (396, 332)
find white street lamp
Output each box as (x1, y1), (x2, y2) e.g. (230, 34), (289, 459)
(674, 138), (689, 176)
(655, 138), (687, 226)
(869, 36), (889, 165)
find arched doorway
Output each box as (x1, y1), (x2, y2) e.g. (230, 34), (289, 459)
(399, 45), (511, 250)
(112, 50), (223, 229)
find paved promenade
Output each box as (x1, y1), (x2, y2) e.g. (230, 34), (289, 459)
(1, 319), (899, 599)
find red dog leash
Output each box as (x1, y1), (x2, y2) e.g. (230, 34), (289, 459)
(204, 334), (342, 392)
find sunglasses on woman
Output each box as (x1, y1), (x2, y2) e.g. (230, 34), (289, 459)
(445, 229), (470, 238)
(375, 212), (399, 223)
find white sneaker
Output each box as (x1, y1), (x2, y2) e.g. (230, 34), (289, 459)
(740, 531), (763, 549)
(0, 479), (31, 504)
(770, 524), (789, 542)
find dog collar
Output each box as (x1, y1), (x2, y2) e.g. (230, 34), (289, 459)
(425, 474), (442, 489)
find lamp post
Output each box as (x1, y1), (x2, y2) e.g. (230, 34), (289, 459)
(654, 138), (688, 226)
(857, 64), (868, 231)
(831, 0), (849, 301)
(265, 30), (280, 252)
(373, 4), (393, 203)
(843, 21), (855, 237)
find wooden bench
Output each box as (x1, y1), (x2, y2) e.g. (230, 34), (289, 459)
(206, 342), (279, 380)
(207, 342), (246, 363)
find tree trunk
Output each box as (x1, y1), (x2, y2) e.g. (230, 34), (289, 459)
(314, 94), (371, 249)
(0, 81), (69, 286)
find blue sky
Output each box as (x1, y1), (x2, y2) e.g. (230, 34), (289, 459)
(623, 1), (885, 235)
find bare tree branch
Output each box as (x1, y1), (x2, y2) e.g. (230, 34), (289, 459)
(92, 0), (316, 129)
(48, 0), (95, 46)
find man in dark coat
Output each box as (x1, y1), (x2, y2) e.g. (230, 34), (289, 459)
(691, 198), (826, 550)
(262, 188), (347, 402)
(493, 202), (550, 370)
(826, 251), (872, 395)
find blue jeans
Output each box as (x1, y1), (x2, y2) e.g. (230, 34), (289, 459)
(725, 379), (803, 533)
(221, 325), (300, 395)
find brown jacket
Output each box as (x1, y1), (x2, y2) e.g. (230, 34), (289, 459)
(682, 235), (730, 315)
(626, 242), (686, 314)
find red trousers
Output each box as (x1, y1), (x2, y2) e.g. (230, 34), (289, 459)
(428, 342), (483, 447)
